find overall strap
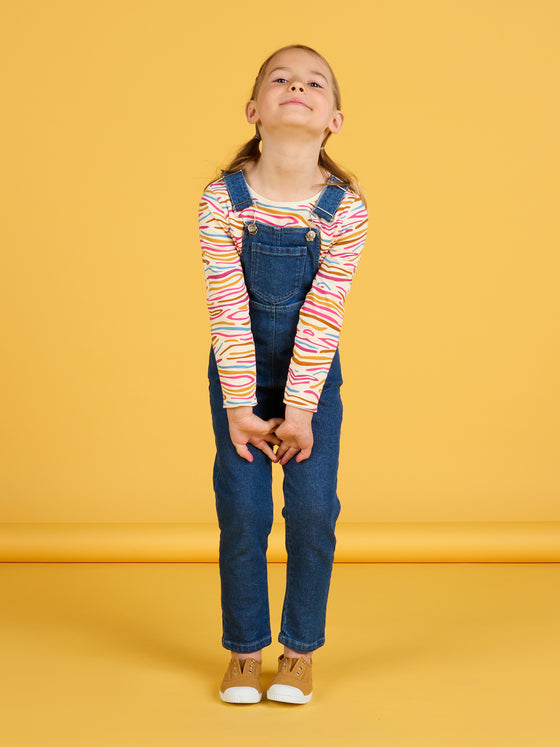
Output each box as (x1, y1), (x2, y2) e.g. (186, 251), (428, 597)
(312, 176), (348, 223)
(222, 170), (253, 212)
(223, 169), (348, 221)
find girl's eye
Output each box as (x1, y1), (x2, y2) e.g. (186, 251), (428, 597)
(271, 77), (323, 88)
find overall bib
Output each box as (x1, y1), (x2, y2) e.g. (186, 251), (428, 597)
(208, 170), (347, 654)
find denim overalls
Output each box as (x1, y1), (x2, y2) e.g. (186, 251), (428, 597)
(208, 169), (348, 654)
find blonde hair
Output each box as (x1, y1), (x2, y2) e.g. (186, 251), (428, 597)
(207, 44), (366, 204)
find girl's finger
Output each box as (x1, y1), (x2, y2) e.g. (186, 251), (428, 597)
(275, 442), (291, 461)
(266, 417), (284, 432)
(280, 446), (300, 466)
(296, 445), (312, 462)
(235, 443), (254, 463)
(256, 440), (279, 462)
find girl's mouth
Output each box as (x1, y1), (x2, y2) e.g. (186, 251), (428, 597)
(281, 99), (311, 109)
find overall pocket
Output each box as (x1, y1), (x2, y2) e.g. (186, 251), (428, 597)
(248, 243), (308, 304)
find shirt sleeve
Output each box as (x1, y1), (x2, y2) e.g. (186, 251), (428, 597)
(283, 193), (369, 411)
(198, 185), (257, 407)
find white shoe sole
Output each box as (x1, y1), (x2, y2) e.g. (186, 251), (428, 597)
(219, 686), (262, 704)
(267, 684), (312, 704)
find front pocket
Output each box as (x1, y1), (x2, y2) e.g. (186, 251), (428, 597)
(249, 243), (308, 304)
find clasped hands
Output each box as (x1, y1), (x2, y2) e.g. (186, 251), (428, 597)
(226, 405), (313, 465)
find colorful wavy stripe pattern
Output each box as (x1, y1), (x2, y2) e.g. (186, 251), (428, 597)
(199, 177), (368, 411)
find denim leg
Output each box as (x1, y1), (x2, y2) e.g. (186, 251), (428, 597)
(209, 376), (274, 653)
(278, 380), (343, 653)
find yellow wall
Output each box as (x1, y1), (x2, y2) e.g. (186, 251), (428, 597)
(1, 1), (558, 525)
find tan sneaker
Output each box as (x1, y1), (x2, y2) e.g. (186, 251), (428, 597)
(219, 655), (263, 704)
(266, 655), (313, 704)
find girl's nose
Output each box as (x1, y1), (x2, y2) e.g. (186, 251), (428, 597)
(290, 83), (305, 92)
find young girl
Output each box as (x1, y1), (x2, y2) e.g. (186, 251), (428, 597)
(198, 44), (368, 705)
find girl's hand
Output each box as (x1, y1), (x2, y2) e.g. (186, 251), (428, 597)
(226, 406), (283, 463)
(274, 405), (314, 465)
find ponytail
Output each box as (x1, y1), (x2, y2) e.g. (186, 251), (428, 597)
(203, 133), (259, 191)
(318, 147), (367, 206)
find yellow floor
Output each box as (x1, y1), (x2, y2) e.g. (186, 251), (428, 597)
(0, 562), (558, 747)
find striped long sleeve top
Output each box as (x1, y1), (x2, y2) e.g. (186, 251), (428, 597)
(199, 176), (368, 412)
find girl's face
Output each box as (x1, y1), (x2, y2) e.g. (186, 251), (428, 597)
(246, 48), (343, 143)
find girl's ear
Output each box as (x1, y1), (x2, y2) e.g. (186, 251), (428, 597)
(327, 110), (344, 135)
(246, 100), (259, 124)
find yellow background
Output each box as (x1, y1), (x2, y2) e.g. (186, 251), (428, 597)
(1, 0), (559, 528)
